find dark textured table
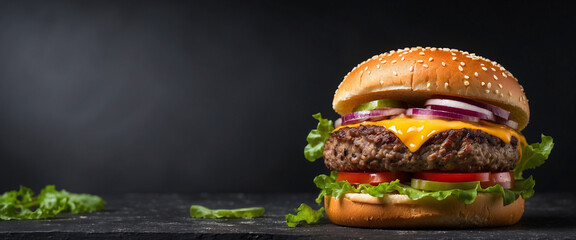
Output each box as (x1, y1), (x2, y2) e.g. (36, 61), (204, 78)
(1, 192), (575, 239)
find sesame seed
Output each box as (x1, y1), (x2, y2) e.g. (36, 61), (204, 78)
(502, 72), (508, 78)
(452, 57), (457, 61)
(419, 52), (425, 56)
(381, 60), (387, 64)
(508, 91), (512, 96)
(460, 62), (466, 66)
(485, 89), (490, 93)
(491, 67), (496, 71)
(499, 83), (503, 88)
(376, 64), (380, 69)
(367, 70), (371, 74)
(417, 60), (424, 63)
(429, 57), (434, 62)
(427, 82), (431, 88)
(482, 67), (488, 71)
(487, 82), (492, 88)
(393, 71), (398, 76)
(423, 64), (429, 68)
(401, 56), (405, 61)
(372, 55), (378, 60)
(458, 65), (464, 71)
(444, 82), (449, 89)
(464, 75), (470, 79)
(431, 47), (437, 51)
(481, 82), (485, 86)
(495, 89), (500, 94)
(380, 80), (384, 85)
(474, 72), (479, 77)
(441, 62), (446, 67)
(409, 66), (414, 72)
(493, 75), (499, 80)
(392, 60), (397, 64)
(464, 80), (470, 86)
(364, 66), (368, 71)
(500, 93), (504, 97)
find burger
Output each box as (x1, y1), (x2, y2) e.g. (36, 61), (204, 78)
(294, 47), (554, 228)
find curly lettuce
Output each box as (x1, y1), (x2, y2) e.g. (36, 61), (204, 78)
(514, 134), (554, 179)
(314, 171), (536, 206)
(285, 203), (324, 227)
(304, 113), (334, 162)
(0, 185), (105, 220)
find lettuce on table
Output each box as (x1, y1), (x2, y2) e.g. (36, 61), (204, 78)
(0, 185), (105, 220)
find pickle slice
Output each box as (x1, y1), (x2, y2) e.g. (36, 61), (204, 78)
(353, 99), (407, 111)
(411, 179), (479, 191)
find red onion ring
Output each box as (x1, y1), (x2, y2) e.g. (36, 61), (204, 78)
(425, 99), (495, 121)
(495, 117), (519, 130)
(406, 108), (480, 122)
(334, 118), (342, 128)
(341, 108), (405, 126)
(430, 95), (510, 120)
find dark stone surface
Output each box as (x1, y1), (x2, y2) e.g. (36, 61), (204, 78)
(1, 192), (575, 239)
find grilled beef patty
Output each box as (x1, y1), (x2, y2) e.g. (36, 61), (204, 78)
(323, 125), (520, 172)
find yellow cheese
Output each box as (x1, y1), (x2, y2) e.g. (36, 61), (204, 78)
(333, 117), (526, 152)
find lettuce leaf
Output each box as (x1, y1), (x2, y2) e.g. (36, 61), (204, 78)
(314, 171), (536, 206)
(0, 185), (106, 220)
(479, 176), (535, 205)
(285, 203), (324, 227)
(190, 205), (264, 219)
(304, 113), (334, 162)
(513, 134), (554, 179)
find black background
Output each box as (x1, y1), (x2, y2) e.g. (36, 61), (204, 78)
(0, 1), (574, 195)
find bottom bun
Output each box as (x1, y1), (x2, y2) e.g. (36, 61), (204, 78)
(324, 193), (524, 228)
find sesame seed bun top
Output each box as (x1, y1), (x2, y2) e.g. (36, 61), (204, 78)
(333, 47), (529, 130)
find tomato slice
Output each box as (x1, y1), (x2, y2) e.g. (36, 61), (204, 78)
(414, 171), (490, 182)
(336, 172), (410, 186)
(414, 171), (514, 189)
(480, 171), (514, 189)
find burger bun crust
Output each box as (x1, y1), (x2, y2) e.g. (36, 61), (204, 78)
(333, 47), (529, 130)
(324, 193), (524, 228)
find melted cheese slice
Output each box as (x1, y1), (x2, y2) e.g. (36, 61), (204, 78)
(333, 117), (526, 152)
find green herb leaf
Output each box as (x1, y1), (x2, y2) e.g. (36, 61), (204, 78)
(513, 135), (554, 179)
(190, 205), (264, 219)
(285, 203), (324, 227)
(304, 113), (334, 162)
(0, 185), (106, 220)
